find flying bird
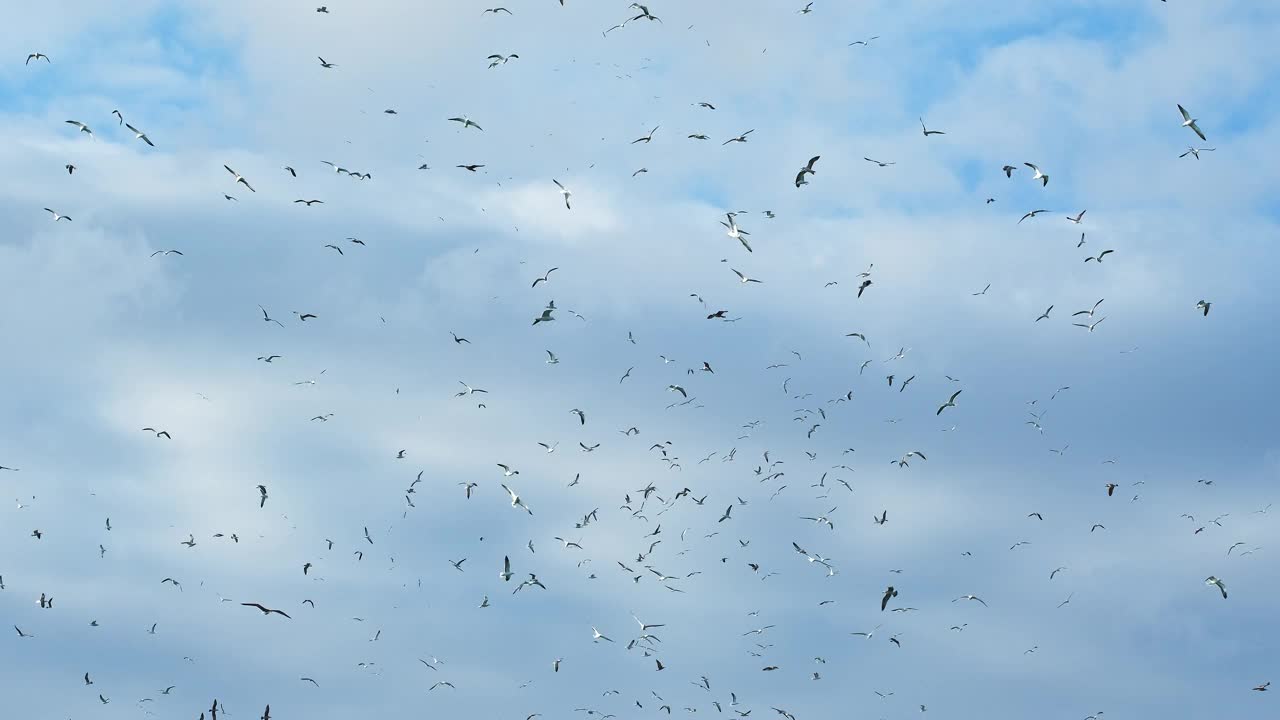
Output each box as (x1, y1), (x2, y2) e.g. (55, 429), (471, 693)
(224, 165), (255, 192)
(241, 603), (292, 618)
(1205, 576), (1228, 599)
(936, 390), (962, 415)
(552, 179), (572, 209)
(1177, 103), (1207, 141)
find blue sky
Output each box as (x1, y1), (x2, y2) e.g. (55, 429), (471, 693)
(2, 1), (1279, 719)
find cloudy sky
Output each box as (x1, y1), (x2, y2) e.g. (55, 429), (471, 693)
(3, 1), (1279, 718)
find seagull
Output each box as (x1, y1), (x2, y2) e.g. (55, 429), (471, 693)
(502, 484), (533, 515)
(972, 283), (990, 296)
(43, 208), (72, 222)
(1177, 104), (1207, 141)
(571, 408), (586, 425)
(533, 267), (559, 287)
(1179, 146), (1215, 159)
(496, 463), (518, 476)
(936, 390), (962, 415)
(318, 57), (336, 68)
(723, 129), (755, 145)
(483, 7), (513, 14)
(953, 594), (988, 607)
(241, 602), (291, 618)
(632, 126), (660, 144)
(1002, 165), (1017, 177)
(1084, 250), (1115, 263)
(592, 626), (614, 643)
(794, 156), (820, 187)
(294, 199), (324, 206)
(881, 586), (898, 611)
(150, 249), (183, 257)
(863, 157), (895, 167)
(545, 350), (560, 365)
(1024, 163), (1049, 186)
(1067, 210), (1086, 223)
(848, 36), (880, 46)
(1205, 576), (1228, 599)
(448, 116), (483, 131)
(124, 123), (155, 147)
(533, 308), (555, 325)
(731, 269), (763, 284)
(552, 180), (572, 209)
(1019, 209), (1049, 224)
(500, 556), (513, 581)
(1035, 305), (1054, 322)
(1196, 300), (1211, 316)
(258, 305), (285, 327)
(65, 120), (93, 136)
(26, 53), (51, 64)
(224, 165), (255, 192)
(919, 117), (945, 136)
(1073, 299), (1105, 318)
(721, 213), (752, 252)
(487, 53), (519, 68)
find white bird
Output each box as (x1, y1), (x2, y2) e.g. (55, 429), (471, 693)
(794, 155), (820, 187)
(1205, 576), (1227, 599)
(552, 179), (572, 209)
(1179, 146), (1215, 159)
(1024, 163), (1049, 187)
(65, 120), (93, 136)
(125, 123), (155, 147)
(721, 213), (752, 252)
(448, 116), (483, 131)
(545, 350), (560, 364)
(591, 626), (614, 642)
(952, 594), (988, 607)
(1196, 299), (1212, 317)
(1073, 317), (1106, 333)
(1073, 299), (1105, 318)
(43, 208), (72, 222)
(223, 165), (255, 192)
(731, 269), (763, 284)
(1177, 104), (1207, 142)
(936, 390), (962, 415)
(501, 484), (533, 515)
(497, 463), (519, 476)
(500, 556), (513, 581)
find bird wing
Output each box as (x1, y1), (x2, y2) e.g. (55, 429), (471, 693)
(553, 178), (564, 190)
(806, 156), (820, 171)
(1178, 104), (1191, 122)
